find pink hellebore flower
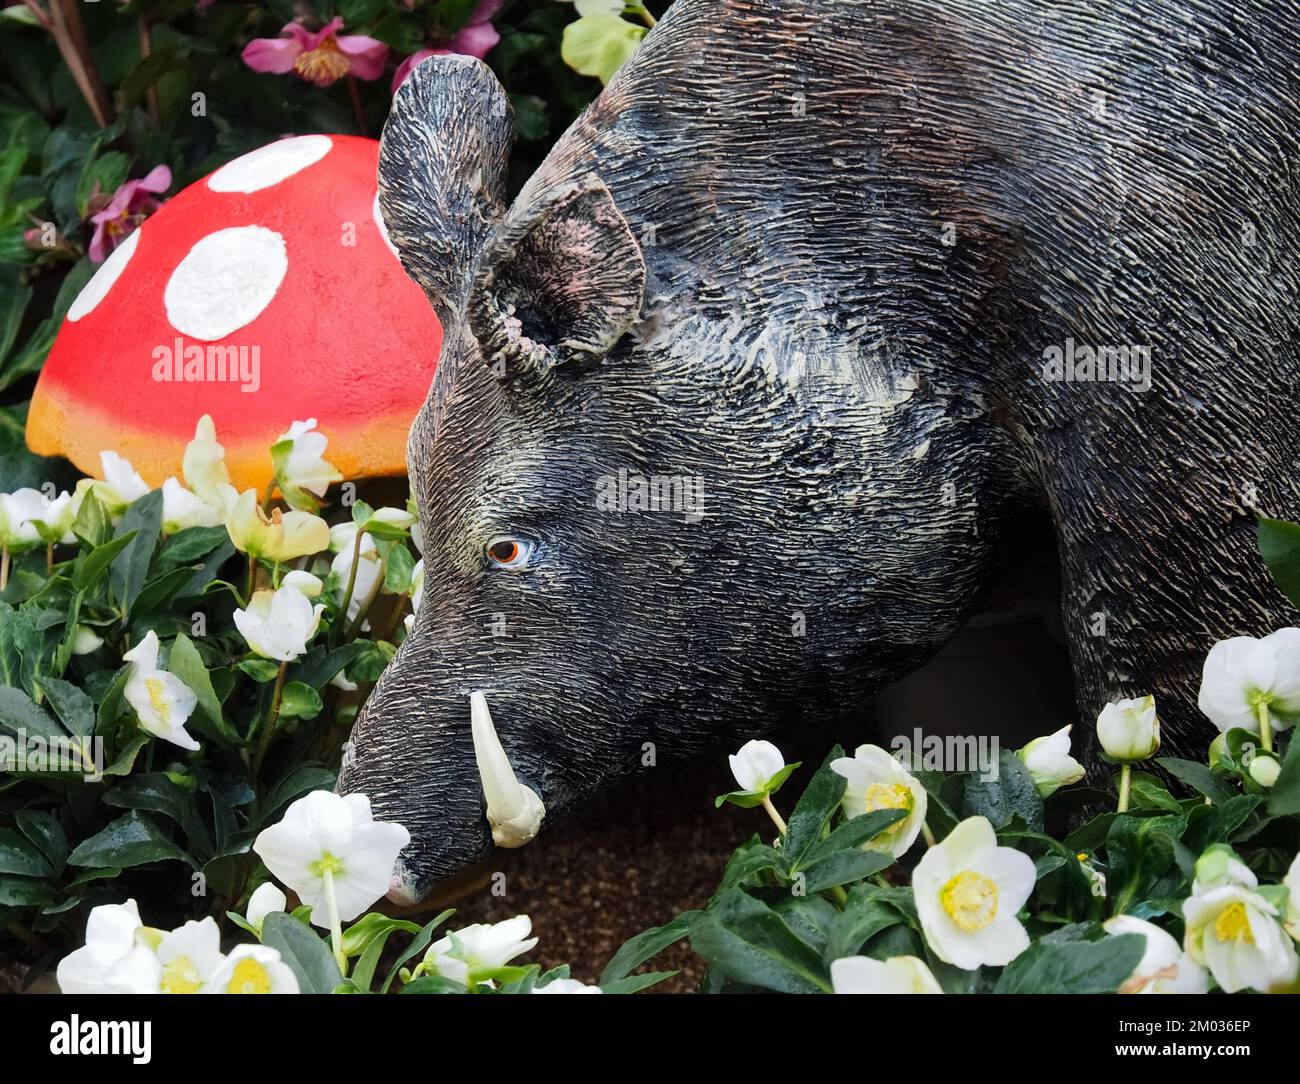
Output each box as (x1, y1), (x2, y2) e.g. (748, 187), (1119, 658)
(242, 17), (388, 88)
(390, 0), (502, 93)
(87, 166), (171, 264)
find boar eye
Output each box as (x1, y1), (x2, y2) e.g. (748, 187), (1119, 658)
(485, 535), (534, 571)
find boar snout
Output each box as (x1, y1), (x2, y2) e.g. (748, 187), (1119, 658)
(336, 656), (541, 903)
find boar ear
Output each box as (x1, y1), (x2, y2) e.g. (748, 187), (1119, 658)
(378, 56), (512, 326)
(468, 173), (646, 374)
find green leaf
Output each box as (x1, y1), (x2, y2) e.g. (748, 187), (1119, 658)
(0, 684), (65, 741)
(67, 810), (196, 870)
(261, 911), (344, 994)
(797, 807), (908, 870)
(399, 974), (467, 994)
(599, 911), (699, 985)
(110, 490), (163, 617)
(1268, 732), (1300, 817)
(994, 933), (1146, 994)
(237, 658), (280, 683)
(0, 827), (55, 877)
(0, 265), (32, 365)
(381, 909), (456, 994)
(73, 531), (137, 593)
(1158, 756), (1235, 805)
(167, 633), (236, 743)
(801, 848), (894, 894)
(783, 747), (845, 867)
(340, 912), (422, 958)
(71, 491), (110, 550)
(279, 681), (322, 720)
(156, 525), (230, 567)
(15, 810), (67, 875)
(256, 764), (336, 828)
(599, 971), (677, 994)
(961, 749), (1044, 831)
(1258, 517), (1300, 610)
(103, 772), (212, 858)
(688, 889), (832, 994)
(288, 642), (368, 691)
(825, 883), (916, 961)
(0, 874), (54, 908)
(1106, 811), (1190, 915)
(36, 676), (94, 738)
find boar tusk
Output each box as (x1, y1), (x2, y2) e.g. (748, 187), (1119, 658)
(469, 691), (545, 847)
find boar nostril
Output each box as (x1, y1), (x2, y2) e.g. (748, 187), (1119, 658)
(469, 690), (546, 847)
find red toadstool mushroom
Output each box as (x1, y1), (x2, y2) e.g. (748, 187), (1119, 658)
(26, 135), (440, 491)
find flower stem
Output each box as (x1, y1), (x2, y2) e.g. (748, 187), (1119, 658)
(761, 795), (788, 838)
(629, 2), (657, 28)
(46, 541), (54, 573)
(1256, 701), (1274, 754)
(321, 867), (347, 977)
(1117, 762), (1132, 813)
(251, 661), (289, 780)
(347, 76), (368, 136)
(921, 821), (937, 848)
(246, 553), (258, 601)
(0, 548), (9, 591)
(333, 530), (364, 647)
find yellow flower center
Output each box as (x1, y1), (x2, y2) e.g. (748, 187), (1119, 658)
(144, 675), (171, 723)
(863, 782), (913, 845)
(294, 39), (351, 85)
(309, 852), (345, 878)
(160, 954), (203, 994)
(225, 958), (272, 994)
(864, 782), (913, 814)
(940, 870), (999, 932)
(1214, 901), (1254, 945)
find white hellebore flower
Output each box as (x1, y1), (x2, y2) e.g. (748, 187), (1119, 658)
(70, 625), (104, 655)
(913, 816), (1035, 970)
(404, 558), (425, 633)
(728, 739), (787, 794)
(330, 527), (383, 624)
(420, 915), (538, 986)
(0, 488), (51, 551)
(161, 477), (220, 534)
(830, 744), (928, 858)
(1198, 630), (1300, 736)
(145, 917), (225, 994)
(1192, 844), (1258, 896)
(56, 900), (161, 994)
(252, 791), (410, 927)
(207, 944), (299, 994)
(1017, 725), (1085, 797)
(245, 882), (287, 934)
(565, 0), (625, 16)
(1096, 695), (1161, 762)
(1284, 853), (1300, 943)
(1103, 915), (1209, 994)
(281, 569), (323, 598)
(533, 977), (602, 994)
(234, 585), (325, 662)
(1183, 885), (1299, 993)
(273, 418), (343, 512)
(182, 414), (230, 508)
(830, 955), (943, 994)
(122, 630), (200, 751)
(95, 450), (150, 513)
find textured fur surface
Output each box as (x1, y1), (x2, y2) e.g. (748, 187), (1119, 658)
(339, 0), (1300, 899)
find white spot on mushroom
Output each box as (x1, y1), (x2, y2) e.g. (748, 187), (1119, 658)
(372, 192), (402, 261)
(163, 226), (288, 341)
(207, 135), (333, 194)
(68, 229), (141, 322)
